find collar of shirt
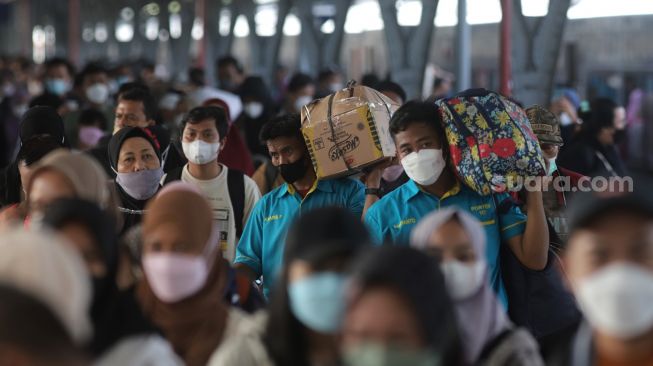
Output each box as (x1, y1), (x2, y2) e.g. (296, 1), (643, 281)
(405, 179), (462, 201)
(278, 179), (335, 199)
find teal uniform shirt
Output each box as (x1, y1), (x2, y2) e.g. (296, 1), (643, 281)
(365, 179), (526, 307)
(235, 178), (365, 298)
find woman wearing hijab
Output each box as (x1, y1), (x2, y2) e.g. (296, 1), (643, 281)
(411, 207), (543, 366)
(41, 198), (181, 365)
(341, 246), (462, 366)
(25, 149), (120, 228)
(137, 183), (253, 366)
(108, 126), (163, 233)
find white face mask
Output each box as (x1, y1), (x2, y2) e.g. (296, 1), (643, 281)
(329, 82), (343, 93)
(559, 112), (573, 127)
(294, 95), (313, 112)
(576, 263), (653, 340)
(401, 149), (446, 186)
(182, 140), (220, 165)
(440, 260), (486, 301)
(244, 101), (264, 119)
(85, 83), (109, 105)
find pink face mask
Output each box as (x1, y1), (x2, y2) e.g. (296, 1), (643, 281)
(143, 225), (220, 303)
(78, 126), (105, 148)
(143, 253), (209, 303)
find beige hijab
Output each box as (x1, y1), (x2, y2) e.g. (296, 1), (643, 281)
(28, 149), (121, 228)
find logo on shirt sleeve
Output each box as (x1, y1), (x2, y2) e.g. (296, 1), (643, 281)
(393, 217), (417, 229)
(264, 214), (284, 223)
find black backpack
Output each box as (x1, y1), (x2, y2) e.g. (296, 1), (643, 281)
(163, 167), (246, 237)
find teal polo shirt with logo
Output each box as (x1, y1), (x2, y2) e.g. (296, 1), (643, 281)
(364, 179), (526, 307)
(235, 178), (365, 298)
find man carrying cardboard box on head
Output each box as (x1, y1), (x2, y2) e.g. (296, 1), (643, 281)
(234, 83), (399, 298)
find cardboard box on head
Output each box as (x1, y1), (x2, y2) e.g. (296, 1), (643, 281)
(301, 83), (400, 180)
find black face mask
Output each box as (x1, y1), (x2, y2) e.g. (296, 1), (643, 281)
(279, 154), (309, 183)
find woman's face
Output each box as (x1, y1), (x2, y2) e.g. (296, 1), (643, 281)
(59, 222), (107, 278)
(117, 137), (160, 173)
(425, 219), (477, 264)
(342, 287), (424, 350)
(28, 170), (76, 217)
(142, 223), (204, 256)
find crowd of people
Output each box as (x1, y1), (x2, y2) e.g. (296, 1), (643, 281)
(0, 53), (652, 366)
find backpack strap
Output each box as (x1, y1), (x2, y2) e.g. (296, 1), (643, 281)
(162, 166), (184, 185)
(227, 169), (246, 237)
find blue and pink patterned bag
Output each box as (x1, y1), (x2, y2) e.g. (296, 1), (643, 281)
(435, 89), (546, 195)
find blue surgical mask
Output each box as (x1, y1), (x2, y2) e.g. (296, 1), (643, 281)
(288, 271), (347, 334)
(343, 343), (441, 366)
(116, 167), (164, 200)
(547, 157), (557, 176)
(45, 78), (71, 96)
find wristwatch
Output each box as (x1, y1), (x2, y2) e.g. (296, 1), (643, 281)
(365, 188), (382, 197)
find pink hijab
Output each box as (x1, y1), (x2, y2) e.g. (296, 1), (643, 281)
(411, 207), (511, 365)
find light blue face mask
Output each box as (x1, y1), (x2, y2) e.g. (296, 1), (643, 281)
(288, 271), (347, 334)
(548, 157), (558, 176)
(45, 78), (70, 96)
(343, 343), (441, 366)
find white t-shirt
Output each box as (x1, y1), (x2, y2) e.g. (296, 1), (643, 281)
(181, 164), (261, 262)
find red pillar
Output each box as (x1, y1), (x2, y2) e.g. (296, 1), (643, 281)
(195, 0), (206, 68)
(68, 0), (80, 66)
(500, 0), (512, 96)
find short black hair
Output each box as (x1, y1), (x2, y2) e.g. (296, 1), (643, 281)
(216, 55), (243, 73)
(0, 284), (83, 364)
(43, 57), (75, 77)
(433, 77), (447, 89)
(117, 86), (156, 121)
(259, 113), (303, 144)
(287, 73), (314, 94)
(77, 108), (108, 130)
(29, 93), (64, 110)
(17, 135), (62, 166)
(361, 73), (380, 88)
(389, 101), (448, 155)
(317, 67), (339, 83)
(79, 62), (107, 82)
(376, 80), (406, 104)
(188, 67), (205, 87)
(181, 106), (229, 140)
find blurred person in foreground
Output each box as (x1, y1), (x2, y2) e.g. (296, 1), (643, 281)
(137, 183), (255, 366)
(341, 246), (462, 366)
(411, 207), (543, 366)
(210, 206), (370, 366)
(0, 284), (86, 366)
(41, 198), (181, 365)
(541, 192), (653, 366)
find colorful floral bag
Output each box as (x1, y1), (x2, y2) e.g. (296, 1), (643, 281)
(435, 89), (546, 195)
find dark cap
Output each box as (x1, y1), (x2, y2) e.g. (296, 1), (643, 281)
(525, 105), (564, 146)
(284, 206), (370, 265)
(19, 106), (65, 144)
(569, 192), (653, 232)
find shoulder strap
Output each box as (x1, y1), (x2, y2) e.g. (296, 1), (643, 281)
(227, 169), (246, 237)
(163, 166), (183, 185)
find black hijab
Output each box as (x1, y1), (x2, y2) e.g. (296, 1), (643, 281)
(107, 127), (162, 231)
(41, 198), (155, 356)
